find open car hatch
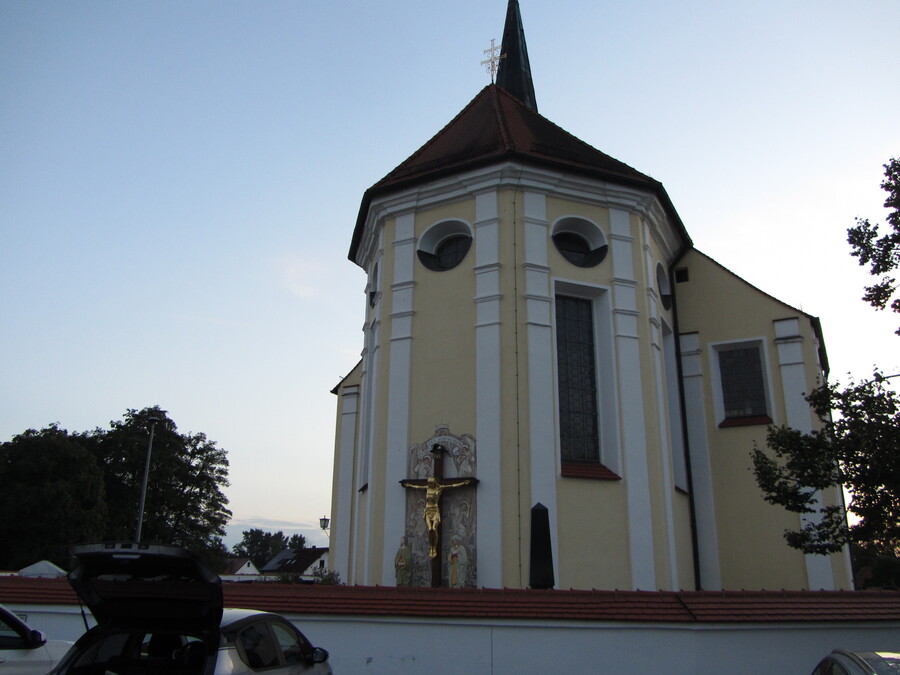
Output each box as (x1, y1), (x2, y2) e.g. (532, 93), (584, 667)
(67, 542), (223, 640)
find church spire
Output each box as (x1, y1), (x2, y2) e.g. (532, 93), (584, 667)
(495, 0), (538, 112)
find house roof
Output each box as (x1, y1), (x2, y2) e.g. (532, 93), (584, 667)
(222, 558), (256, 575)
(349, 84), (689, 262)
(2, 576), (899, 624)
(261, 548), (328, 575)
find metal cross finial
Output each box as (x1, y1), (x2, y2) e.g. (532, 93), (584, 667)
(481, 38), (505, 82)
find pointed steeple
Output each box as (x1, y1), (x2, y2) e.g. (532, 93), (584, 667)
(496, 0), (538, 112)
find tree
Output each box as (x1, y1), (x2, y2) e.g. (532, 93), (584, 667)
(82, 406), (232, 564)
(847, 157), (900, 334)
(0, 406), (232, 569)
(752, 157), (900, 580)
(751, 373), (900, 558)
(311, 567), (342, 585)
(233, 529), (307, 569)
(0, 425), (108, 569)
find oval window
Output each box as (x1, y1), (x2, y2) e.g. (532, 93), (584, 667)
(656, 263), (672, 310)
(552, 217), (607, 268)
(417, 220), (473, 272)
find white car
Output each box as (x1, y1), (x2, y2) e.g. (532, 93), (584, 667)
(0, 602), (71, 674)
(49, 542), (333, 674)
(810, 649), (900, 675)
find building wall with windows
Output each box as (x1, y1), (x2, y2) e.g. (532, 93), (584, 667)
(327, 63), (851, 590)
(674, 249), (851, 590)
(331, 165), (851, 591)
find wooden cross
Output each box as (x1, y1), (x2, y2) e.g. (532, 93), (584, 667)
(481, 38), (505, 82)
(399, 444), (477, 587)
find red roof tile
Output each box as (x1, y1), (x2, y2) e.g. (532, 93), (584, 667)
(2, 576), (899, 624)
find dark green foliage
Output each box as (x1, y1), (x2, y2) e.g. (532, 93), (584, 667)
(311, 567), (342, 585)
(752, 373), (900, 559)
(847, 157), (900, 334)
(0, 407), (231, 570)
(0, 425), (108, 569)
(232, 528), (307, 569)
(82, 407), (231, 564)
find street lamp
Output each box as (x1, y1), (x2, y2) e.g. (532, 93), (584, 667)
(134, 416), (160, 542)
(320, 516), (330, 543)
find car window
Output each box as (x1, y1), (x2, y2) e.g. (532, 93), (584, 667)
(270, 621), (310, 666)
(238, 623), (280, 670)
(70, 631), (133, 669)
(0, 611), (26, 650)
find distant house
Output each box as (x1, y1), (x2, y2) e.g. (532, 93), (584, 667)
(261, 548), (329, 582)
(17, 561), (66, 579)
(219, 557), (262, 582)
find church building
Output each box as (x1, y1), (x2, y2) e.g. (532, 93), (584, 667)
(329, 1), (852, 592)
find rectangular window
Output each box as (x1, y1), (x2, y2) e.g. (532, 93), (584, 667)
(716, 343), (771, 426)
(555, 295), (600, 462)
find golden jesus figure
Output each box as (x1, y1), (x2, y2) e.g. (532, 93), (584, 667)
(400, 475), (474, 558)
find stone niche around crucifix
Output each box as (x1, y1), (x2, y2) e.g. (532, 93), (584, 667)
(398, 426), (477, 588)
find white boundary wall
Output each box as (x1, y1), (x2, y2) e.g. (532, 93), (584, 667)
(7, 601), (898, 674)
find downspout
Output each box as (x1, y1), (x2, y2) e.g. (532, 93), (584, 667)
(668, 243), (703, 591)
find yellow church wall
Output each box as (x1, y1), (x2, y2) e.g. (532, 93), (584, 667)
(556, 482), (633, 589)
(675, 249), (826, 589)
(407, 201), (478, 445)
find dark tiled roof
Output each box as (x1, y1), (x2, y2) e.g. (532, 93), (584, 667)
(3, 576), (899, 624)
(349, 85), (690, 262)
(262, 548), (328, 575)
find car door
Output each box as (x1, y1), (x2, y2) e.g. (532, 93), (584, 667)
(268, 621), (328, 673)
(235, 618), (329, 674)
(0, 607), (55, 675)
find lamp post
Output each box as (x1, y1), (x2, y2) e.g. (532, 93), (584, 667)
(134, 416), (160, 542)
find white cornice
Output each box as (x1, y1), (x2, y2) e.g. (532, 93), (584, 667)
(354, 161), (687, 268)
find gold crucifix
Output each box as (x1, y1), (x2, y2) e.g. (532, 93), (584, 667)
(481, 38), (505, 82)
(400, 475), (475, 559)
(399, 443), (478, 587)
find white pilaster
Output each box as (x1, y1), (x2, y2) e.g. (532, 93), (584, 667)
(523, 190), (560, 587)
(679, 332), (722, 589)
(610, 209), (655, 590)
(474, 190), (503, 589)
(333, 385), (359, 582)
(774, 318), (835, 590)
(382, 213), (416, 584)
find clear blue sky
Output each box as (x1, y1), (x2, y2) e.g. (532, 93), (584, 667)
(2, 1), (898, 549)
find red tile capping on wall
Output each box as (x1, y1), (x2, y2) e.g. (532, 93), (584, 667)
(2, 577), (899, 624)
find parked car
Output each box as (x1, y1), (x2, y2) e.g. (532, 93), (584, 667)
(811, 649), (900, 675)
(49, 542), (332, 674)
(0, 602), (71, 674)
